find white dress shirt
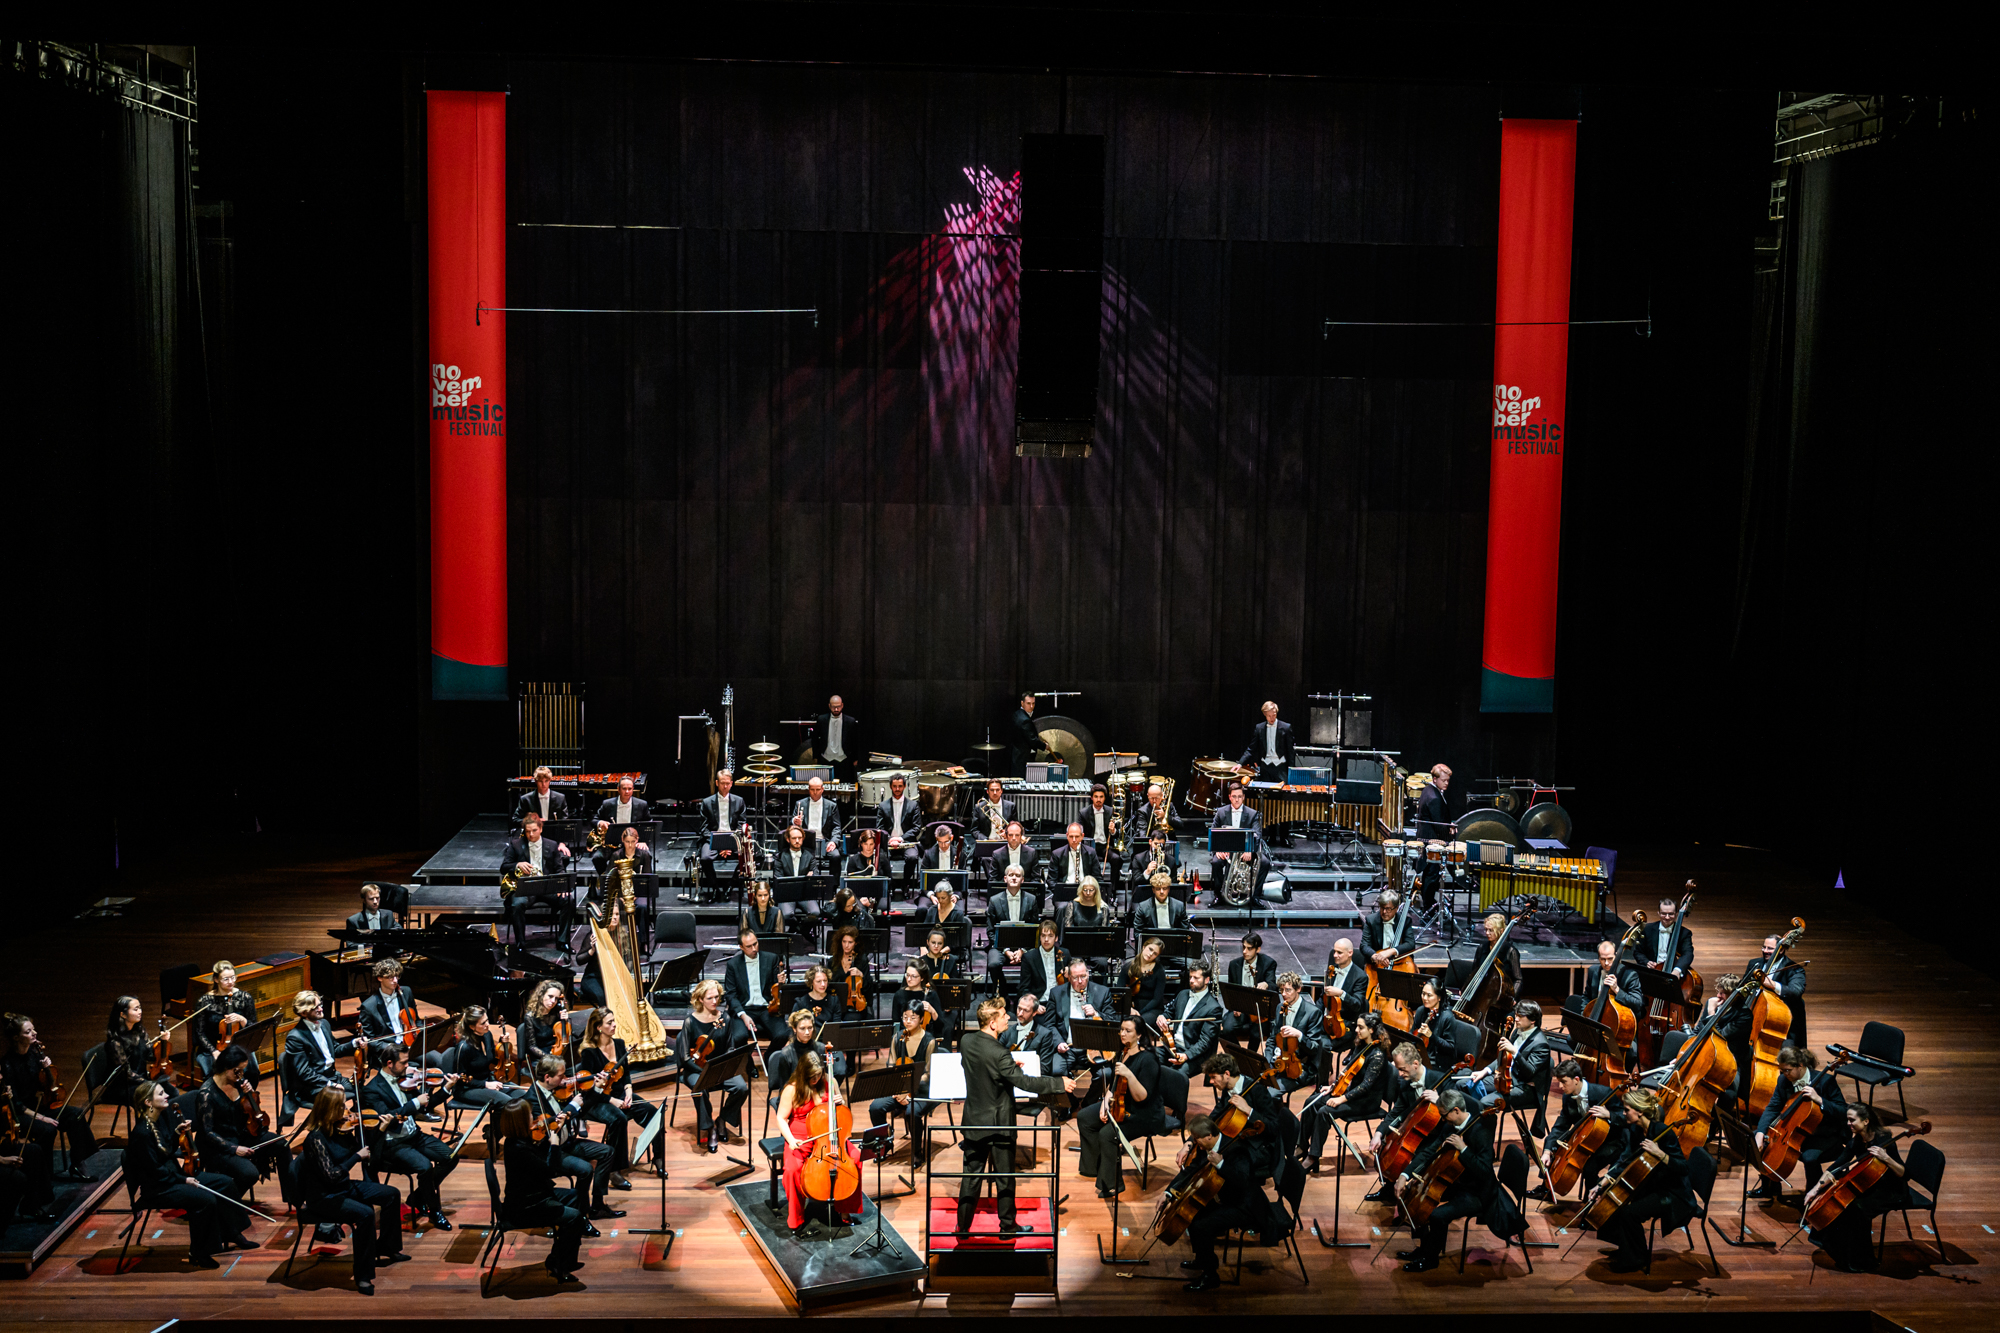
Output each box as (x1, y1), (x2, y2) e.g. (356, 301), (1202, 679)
(825, 716), (846, 762)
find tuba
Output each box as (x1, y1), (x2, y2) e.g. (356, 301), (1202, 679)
(1220, 836), (1258, 907)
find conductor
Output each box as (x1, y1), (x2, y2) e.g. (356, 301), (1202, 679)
(956, 996), (1090, 1236)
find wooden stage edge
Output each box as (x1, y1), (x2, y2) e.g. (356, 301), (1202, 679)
(2, 842), (1995, 1327)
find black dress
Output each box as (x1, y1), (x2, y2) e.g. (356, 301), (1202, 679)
(101, 1025), (153, 1104)
(674, 1013), (750, 1143)
(1807, 1130), (1909, 1270)
(297, 1125), (403, 1281)
(194, 991), (260, 1077)
(1078, 1048), (1166, 1194)
(579, 1038), (660, 1173)
(454, 1032), (529, 1106)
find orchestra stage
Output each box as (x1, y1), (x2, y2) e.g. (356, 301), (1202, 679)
(3, 841), (1993, 1328)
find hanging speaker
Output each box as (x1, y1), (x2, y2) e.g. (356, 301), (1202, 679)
(1016, 134), (1104, 459)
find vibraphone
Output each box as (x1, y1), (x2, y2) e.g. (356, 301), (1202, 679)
(1475, 855), (1608, 919)
(1245, 768), (1401, 838)
(1003, 778), (1095, 827)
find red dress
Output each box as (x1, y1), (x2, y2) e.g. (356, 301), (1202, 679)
(782, 1093), (864, 1228)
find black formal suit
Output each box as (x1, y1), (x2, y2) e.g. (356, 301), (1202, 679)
(921, 842), (968, 873)
(986, 842), (1042, 884)
(1575, 961), (1643, 1015)
(502, 1133), (587, 1273)
(1185, 1134), (1270, 1272)
(697, 791), (748, 887)
(1019, 945), (1070, 1004)
(1449, 937), (1522, 999)
(1265, 994), (1331, 1090)
(1009, 707), (1040, 776)
(593, 795), (651, 827)
(1381, 1064), (1453, 1136)
(769, 845), (819, 882)
(1322, 961), (1369, 1023)
(984, 885), (1046, 972)
(1001, 1016), (1062, 1077)
(1305, 1044), (1392, 1159)
(721, 949), (785, 1044)
(1159, 985), (1223, 1069)
(1080, 801), (1115, 859)
(970, 798), (1019, 841)
(500, 836), (570, 878)
(1048, 842), (1102, 888)
(346, 908), (400, 934)
(1361, 904), (1418, 960)
(1747, 955), (1809, 1045)
(592, 844), (653, 878)
(1238, 719), (1297, 780)
(811, 711), (861, 782)
(1078, 1046), (1166, 1192)
(1048, 981), (1115, 1048)
(514, 787), (570, 824)
(358, 986), (419, 1045)
(1494, 1026), (1554, 1136)
(873, 795), (924, 879)
(957, 1028), (1071, 1228)
(1636, 921), (1696, 975)
(1406, 1112), (1508, 1261)
(1226, 955), (1279, 991)
(1126, 838), (1179, 894)
(791, 796), (843, 852)
(1132, 894), (1191, 933)
(279, 1020), (354, 1117)
(1413, 784), (1454, 839)
(358, 1069), (459, 1211)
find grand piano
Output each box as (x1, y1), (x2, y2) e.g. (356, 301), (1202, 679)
(315, 924), (568, 1028)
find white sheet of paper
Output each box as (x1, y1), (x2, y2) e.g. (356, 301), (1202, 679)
(925, 1050), (1043, 1101)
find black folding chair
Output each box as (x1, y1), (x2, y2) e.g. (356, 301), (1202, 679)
(1645, 1145), (1719, 1275)
(477, 1153), (557, 1291)
(1222, 1154), (1309, 1285)
(1877, 1139), (1947, 1264)
(1841, 1022), (1911, 1122)
(1455, 1143), (1550, 1273)
(1137, 1066), (1191, 1187)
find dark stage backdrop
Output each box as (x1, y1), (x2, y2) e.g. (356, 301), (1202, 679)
(481, 62), (1764, 828)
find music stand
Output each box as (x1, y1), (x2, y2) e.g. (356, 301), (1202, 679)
(922, 868), (970, 901)
(855, 926), (891, 962)
(643, 947), (710, 1010)
(1145, 929), (1202, 961)
(1208, 829), (1250, 857)
(1631, 966), (1690, 1010)
(1063, 927), (1126, 961)
(848, 1065), (920, 1201)
(1562, 1008), (1616, 1075)
(771, 876), (818, 910)
(847, 1121), (904, 1255)
(843, 877), (890, 907)
(230, 1013), (283, 1080)
(993, 924), (1041, 955)
(684, 1043), (757, 1181)
(824, 1020), (894, 1089)
(751, 932), (795, 981)
(709, 832), (740, 856)
(509, 872), (576, 947)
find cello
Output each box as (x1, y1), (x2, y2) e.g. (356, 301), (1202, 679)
(1452, 905), (1534, 1065)
(1545, 1096), (1623, 1198)
(1580, 1131), (1668, 1230)
(1636, 887), (1703, 1068)
(1399, 1131), (1470, 1226)
(1757, 1079), (1824, 1181)
(1582, 913), (1645, 1083)
(1802, 1119), (1930, 1232)
(801, 1088), (861, 1206)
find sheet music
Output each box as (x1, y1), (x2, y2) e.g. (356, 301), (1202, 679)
(927, 1051), (1042, 1102)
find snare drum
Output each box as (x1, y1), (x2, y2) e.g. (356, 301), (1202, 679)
(1424, 839), (1446, 864)
(858, 768), (917, 808)
(1445, 841), (1467, 867)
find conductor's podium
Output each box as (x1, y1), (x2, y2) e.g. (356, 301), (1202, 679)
(924, 1198), (1057, 1295)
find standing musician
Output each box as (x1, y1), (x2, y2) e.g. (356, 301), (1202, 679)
(1123, 937), (1171, 1027)
(347, 885), (400, 934)
(871, 1003), (941, 1163)
(502, 813), (572, 944)
(592, 776), (651, 842)
(577, 1008), (662, 1182)
(1365, 1043), (1452, 1202)
(497, 1100), (588, 1284)
(1393, 1088), (1517, 1272)
(675, 980), (751, 1153)
(1083, 783), (1115, 870)
(696, 769), (747, 896)
(515, 766), (569, 824)
(451, 1006), (528, 1107)
(1588, 1087), (1698, 1272)
(1638, 892), (1696, 977)
(1804, 1103), (1910, 1273)
(592, 823), (653, 878)
(1050, 822), (1103, 890)
(1076, 1017), (1164, 1199)
(358, 1041), (460, 1228)
(1749, 1045), (1847, 1199)
(520, 980), (568, 1072)
(831, 925), (874, 1016)
(1132, 872), (1191, 933)
(1238, 700), (1297, 783)
(741, 879), (786, 937)
(123, 1079), (255, 1270)
(101, 995), (154, 1109)
(1206, 783), (1262, 890)
(1, 1014), (96, 1181)
(812, 694), (860, 784)
(1051, 960), (1113, 1074)
(1002, 991), (1061, 1076)
(987, 821), (1042, 884)
(296, 1085), (408, 1293)
(194, 1045), (299, 1211)
(1448, 912), (1523, 1000)
(1748, 933), (1810, 1044)
(1009, 692), (1040, 777)
(1019, 920), (1070, 1007)
(1362, 888), (1417, 968)
(872, 773), (923, 888)
(1175, 1112), (1273, 1292)
(776, 1049), (863, 1239)
(1156, 961), (1222, 1069)
(1303, 1011), (1394, 1170)
(1538, 1058), (1619, 1200)
(1322, 937), (1369, 1051)
(358, 958), (420, 1047)
(1263, 972), (1329, 1094)
(791, 776), (844, 859)
(723, 926), (786, 1047)
(193, 961), (261, 1081)
(986, 864), (1045, 974)
(960, 996), (1088, 1231)
(528, 1056), (621, 1221)
(1411, 766), (1455, 909)
(1060, 876), (1113, 930)
(280, 991), (355, 1118)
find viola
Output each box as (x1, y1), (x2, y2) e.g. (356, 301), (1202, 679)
(1320, 969), (1348, 1044)
(1802, 1120), (1929, 1231)
(1328, 1050), (1363, 1098)
(1757, 1081), (1825, 1180)
(28, 1040), (61, 1102)
(242, 1081), (271, 1137)
(175, 1117), (203, 1177)
(215, 1012), (249, 1048)
(800, 1094), (860, 1202)
(845, 968), (868, 1014)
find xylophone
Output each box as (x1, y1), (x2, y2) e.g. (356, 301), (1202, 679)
(1475, 855), (1608, 919)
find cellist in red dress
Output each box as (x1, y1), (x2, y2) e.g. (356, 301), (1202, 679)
(777, 1049), (864, 1239)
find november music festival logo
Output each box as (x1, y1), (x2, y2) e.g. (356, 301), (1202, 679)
(1493, 383), (1559, 455)
(431, 362), (504, 436)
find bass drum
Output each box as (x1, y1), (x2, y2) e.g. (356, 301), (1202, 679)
(1454, 806), (1525, 850)
(1520, 801), (1574, 847)
(1030, 715), (1098, 782)
(858, 768), (917, 809)
(1186, 758), (1246, 811)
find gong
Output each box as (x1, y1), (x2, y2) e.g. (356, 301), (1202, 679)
(1032, 715), (1098, 780)
(1520, 801), (1574, 847)
(1455, 806), (1525, 850)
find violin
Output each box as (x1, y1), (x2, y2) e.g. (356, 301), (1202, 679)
(845, 968), (869, 1014)
(175, 1117), (202, 1177)
(801, 1090), (860, 1202)
(688, 1034), (716, 1071)
(215, 1012), (250, 1049)
(28, 1040), (61, 1102)
(1803, 1120), (1930, 1232)
(242, 1080), (272, 1137)
(1494, 1043), (1515, 1098)
(148, 1018), (177, 1084)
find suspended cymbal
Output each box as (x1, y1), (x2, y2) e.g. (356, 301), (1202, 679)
(970, 742), (1007, 753)
(748, 742), (781, 754)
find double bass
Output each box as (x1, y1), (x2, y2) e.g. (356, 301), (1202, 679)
(1656, 918), (1804, 1156)
(1744, 956), (1808, 1119)
(1452, 905), (1533, 1065)
(1636, 887), (1703, 1067)
(1802, 1119), (1930, 1231)
(1581, 913), (1646, 1082)
(1365, 946), (1420, 1036)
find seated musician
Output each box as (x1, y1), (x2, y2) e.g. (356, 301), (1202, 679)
(577, 1008), (662, 1183)
(574, 895), (632, 1011)
(921, 822), (966, 881)
(1059, 876), (1112, 930)
(358, 1041), (460, 1228)
(769, 825), (820, 914)
(740, 879), (786, 937)
(451, 1005), (529, 1106)
(123, 1079), (255, 1270)
(1589, 1087), (1698, 1272)
(986, 864), (1045, 974)
(793, 965), (840, 1036)
(791, 776), (844, 859)
(914, 881), (967, 932)
(1220, 932), (1277, 1037)
(1263, 972), (1329, 1094)
(765, 1008), (840, 1113)
(520, 980), (567, 1072)
(1050, 959), (1112, 1073)
(1199, 1050), (1295, 1181)
(194, 1044), (298, 1211)
(1020, 921), (1069, 1007)
(1323, 937), (1368, 1051)
(1, 1064), (60, 1220)
(1749, 1044), (1848, 1200)
(1411, 979), (1461, 1068)
(515, 765), (569, 825)
(2, 1013), (96, 1182)
(777, 1048), (864, 1239)
(193, 961), (260, 1081)
(830, 925), (874, 1018)
(1002, 990), (1061, 1074)
(1127, 828), (1178, 898)
(723, 926), (786, 1048)
(1804, 1103), (1910, 1273)
(870, 1004), (940, 1164)
(1703, 972), (1755, 1104)
(592, 776), (651, 843)
(1565, 939), (1643, 1050)
(1304, 1012), (1393, 1170)
(1393, 1088), (1522, 1272)
(279, 991), (355, 1119)
(1132, 872), (1190, 933)
(1206, 783), (1262, 890)
(1155, 960), (1221, 1069)
(1177, 1111), (1274, 1293)
(346, 884), (400, 934)
(296, 1085), (408, 1291)
(496, 1101), (588, 1284)
(592, 822), (653, 879)
(1366, 1042), (1451, 1202)
(974, 778), (1018, 842)
(1538, 1058), (1620, 1200)
(987, 821), (1041, 885)
(888, 962), (942, 1037)
(695, 769), (746, 897)
(1467, 1001), (1553, 1154)
(1447, 912), (1522, 997)
(1749, 933), (1809, 1044)
(1123, 936), (1171, 1027)
(502, 813), (572, 944)
(676, 980), (752, 1153)
(358, 958), (419, 1048)
(872, 773), (923, 888)
(527, 1056), (621, 1221)
(102, 995), (154, 1109)
(1361, 888), (1416, 969)
(839, 832), (884, 913)
(1074, 1015), (1165, 1200)
(826, 882), (876, 931)
(1050, 822), (1102, 891)
(1132, 782), (1176, 847)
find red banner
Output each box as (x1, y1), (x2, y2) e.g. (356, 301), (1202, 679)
(427, 90), (508, 701)
(1480, 118), (1577, 713)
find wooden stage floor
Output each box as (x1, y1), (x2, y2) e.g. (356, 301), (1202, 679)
(3, 840), (1993, 1326)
